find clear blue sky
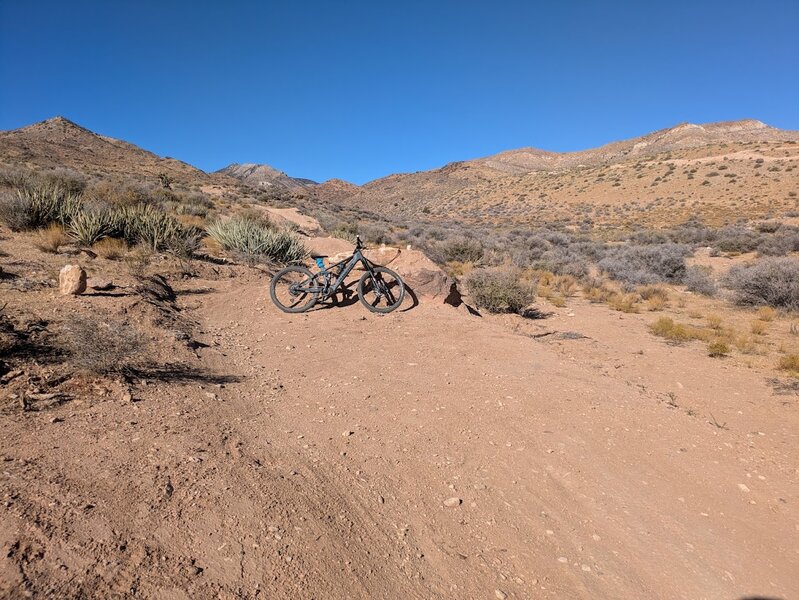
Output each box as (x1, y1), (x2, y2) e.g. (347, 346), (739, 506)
(1, 1), (797, 184)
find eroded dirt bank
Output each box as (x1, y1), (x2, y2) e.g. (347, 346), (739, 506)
(2, 275), (798, 599)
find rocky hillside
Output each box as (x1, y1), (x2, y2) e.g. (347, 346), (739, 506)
(0, 117), (228, 187)
(3, 117), (798, 229)
(320, 120), (799, 228)
(216, 162), (316, 193)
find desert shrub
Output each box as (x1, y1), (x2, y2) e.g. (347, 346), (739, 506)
(757, 232), (799, 256)
(94, 237), (128, 260)
(111, 204), (194, 252)
(166, 227), (203, 260)
(708, 340), (730, 357)
(533, 247), (590, 278)
(465, 268), (535, 314)
(331, 222), (359, 242)
(683, 265), (717, 296)
(778, 354), (799, 375)
(757, 307), (776, 321)
(629, 230), (668, 245)
(86, 181), (151, 207)
(608, 293), (640, 313)
(39, 168), (86, 195)
(439, 236), (484, 263)
(510, 236), (552, 267)
(724, 258), (799, 309)
(206, 216), (307, 264)
(669, 223), (715, 246)
(599, 243), (691, 285)
(713, 226), (762, 253)
(0, 184), (82, 231)
(33, 224), (68, 253)
(69, 209), (114, 246)
(650, 317), (711, 343)
(358, 223), (391, 244)
(60, 314), (145, 375)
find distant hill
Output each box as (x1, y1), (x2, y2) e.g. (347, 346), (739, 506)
(216, 162), (316, 194)
(2, 116), (797, 228)
(0, 117), (220, 186)
(323, 120), (799, 227)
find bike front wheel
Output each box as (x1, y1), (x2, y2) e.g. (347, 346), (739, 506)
(357, 266), (406, 313)
(270, 266), (319, 313)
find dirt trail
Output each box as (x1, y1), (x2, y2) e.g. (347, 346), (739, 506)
(195, 280), (798, 599)
(2, 275), (797, 599)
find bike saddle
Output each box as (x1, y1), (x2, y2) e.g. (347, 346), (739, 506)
(310, 254), (329, 259)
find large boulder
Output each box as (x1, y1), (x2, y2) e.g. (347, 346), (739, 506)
(387, 247), (461, 305)
(59, 265), (87, 295)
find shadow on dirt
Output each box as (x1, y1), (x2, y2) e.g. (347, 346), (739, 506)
(176, 287), (217, 296)
(127, 363), (242, 385)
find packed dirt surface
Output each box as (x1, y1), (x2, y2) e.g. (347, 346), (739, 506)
(2, 270), (797, 599)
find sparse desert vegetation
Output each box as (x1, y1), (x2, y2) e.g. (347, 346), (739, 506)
(1, 116), (798, 600)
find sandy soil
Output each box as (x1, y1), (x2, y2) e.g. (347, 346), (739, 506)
(2, 267), (797, 599)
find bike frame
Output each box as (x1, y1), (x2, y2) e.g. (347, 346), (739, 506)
(302, 247), (379, 300)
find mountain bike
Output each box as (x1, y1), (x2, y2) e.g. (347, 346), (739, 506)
(270, 236), (406, 313)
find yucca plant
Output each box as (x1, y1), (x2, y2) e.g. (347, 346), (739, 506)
(206, 216), (307, 264)
(0, 183), (83, 231)
(112, 204), (184, 250)
(69, 210), (114, 246)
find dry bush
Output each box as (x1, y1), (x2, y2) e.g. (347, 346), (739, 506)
(608, 293), (640, 313)
(750, 320), (768, 336)
(650, 317), (712, 343)
(582, 280), (615, 303)
(94, 237), (128, 260)
(734, 335), (758, 354)
(33, 224), (68, 253)
(646, 295), (667, 311)
(599, 243), (691, 286)
(125, 246), (153, 278)
(683, 265), (717, 296)
(777, 354), (799, 376)
(724, 258), (799, 310)
(707, 340), (730, 357)
(60, 314), (146, 375)
(757, 307), (776, 321)
(707, 314), (723, 330)
(465, 268), (535, 314)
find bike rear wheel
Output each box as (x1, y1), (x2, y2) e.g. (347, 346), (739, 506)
(357, 266), (405, 313)
(270, 266), (319, 313)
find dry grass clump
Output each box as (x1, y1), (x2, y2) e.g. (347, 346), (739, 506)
(536, 271), (575, 308)
(59, 314), (146, 375)
(639, 286), (669, 311)
(706, 314), (723, 330)
(707, 340), (730, 357)
(33, 224), (68, 253)
(777, 354), (799, 376)
(650, 317), (713, 343)
(750, 320), (768, 336)
(583, 280), (615, 303)
(94, 237), (128, 260)
(757, 307), (777, 321)
(645, 295), (667, 311)
(608, 293), (640, 313)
